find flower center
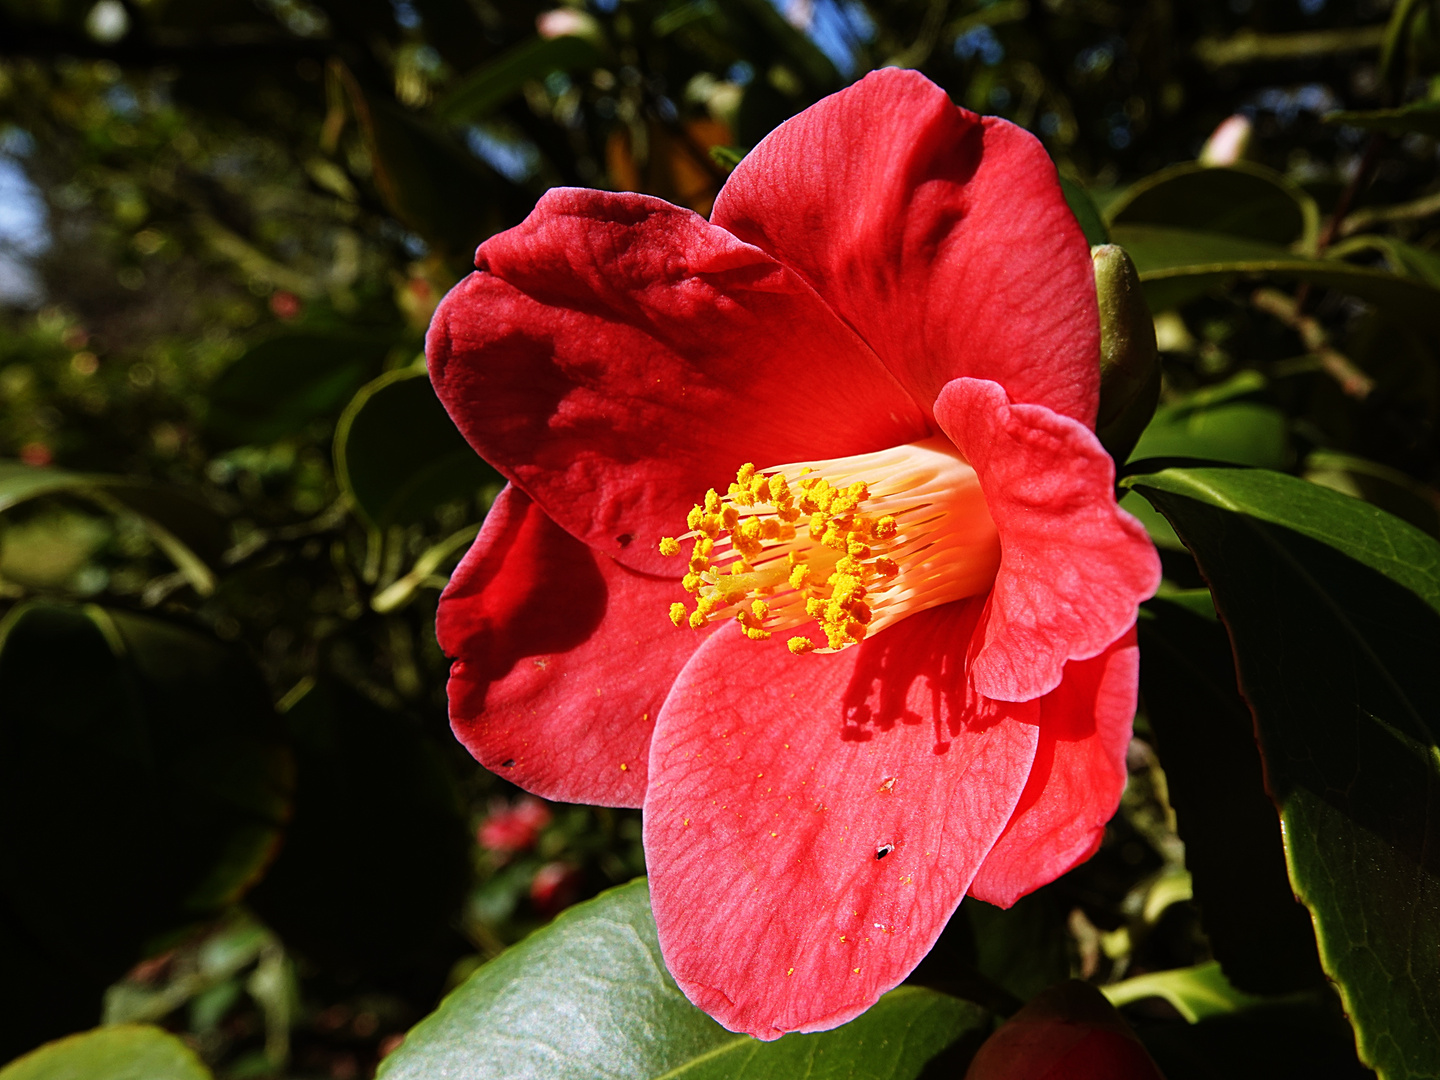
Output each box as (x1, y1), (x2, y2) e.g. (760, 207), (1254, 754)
(659, 437), (1001, 654)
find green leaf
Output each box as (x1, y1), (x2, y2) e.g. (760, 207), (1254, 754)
(334, 64), (527, 259)
(1139, 996), (1373, 1080)
(0, 604), (291, 1058)
(1331, 233), (1440, 288)
(247, 679), (469, 976)
(1126, 466), (1440, 1079)
(434, 36), (602, 124)
(1107, 162), (1320, 249)
(1110, 224), (1440, 324)
(1060, 174), (1110, 245)
(0, 1025), (212, 1080)
(1138, 593), (1324, 994)
(1129, 372), (1289, 469)
(334, 365), (500, 530)
(205, 332), (395, 447)
(378, 879), (988, 1080)
(1102, 962), (1268, 1023)
(1325, 99), (1440, 138)
(1302, 449), (1440, 540)
(0, 464), (225, 594)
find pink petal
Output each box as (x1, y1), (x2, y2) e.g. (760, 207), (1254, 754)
(935, 378), (1160, 702)
(711, 68), (1099, 428)
(437, 485), (702, 807)
(426, 187), (928, 576)
(643, 600), (1040, 1039)
(968, 629), (1139, 907)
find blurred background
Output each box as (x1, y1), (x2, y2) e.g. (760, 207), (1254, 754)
(0, 0), (1437, 1076)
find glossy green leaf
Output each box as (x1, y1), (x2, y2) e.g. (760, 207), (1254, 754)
(205, 332), (394, 447)
(0, 604), (291, 1058)
(0, 1025), (212, 1080)
(247, 679), (469, 977)
(1303, 449), (1440, 540)
(1103, 962), (1268, 1023)
(1122, 373), (1287, 551)
(1110, 223), (1440, 323)
(1129, 372), (1289, 469)
(1106, 162), (1319, 248)
(435, 36), (601, 124)
(1126, 466), (1440, 1079)
(1060, 174), (1110, 245)
(1325, 99), (1440, 137)
(334, 366), (499, 530)
(379, 879), (988, 1080)
(1138, 593), (1324, 994)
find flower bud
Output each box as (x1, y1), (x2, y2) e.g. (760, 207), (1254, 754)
(1092, 244), (1161, 464)
(1198, 114), (1253, 167)
(964, 980), (1167, 1080)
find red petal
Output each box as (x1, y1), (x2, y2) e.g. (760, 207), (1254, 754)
(968, 629), (1138, 907)
(437, 485), (700, 807)
(712, 69), (1099, 427)
(643, 601), (1039, 1039)
(426, 188), (927, 576)
(936, 378), (1160, 702)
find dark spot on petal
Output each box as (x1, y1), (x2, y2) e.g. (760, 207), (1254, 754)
(876, 843), (894, 860)
(501, 759), (515, 768)
(616, 533), (633, 547)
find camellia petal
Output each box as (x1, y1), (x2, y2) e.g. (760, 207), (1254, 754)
(426, 187), (929, 576)
(712, 68), (1099, 428)
(935, 377), (1160, 702)
(438, 485), (701, 807)
(968, 630), (1139, 907)
(644, 601), (1040, 1039)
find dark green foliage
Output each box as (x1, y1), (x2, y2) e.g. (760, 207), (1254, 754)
(3, 0), (1440, 1075)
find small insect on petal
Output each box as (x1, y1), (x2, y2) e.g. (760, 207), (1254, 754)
(876, 843), (894, 860)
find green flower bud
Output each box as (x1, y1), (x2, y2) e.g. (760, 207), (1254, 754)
(1092, 244), (1161, 464)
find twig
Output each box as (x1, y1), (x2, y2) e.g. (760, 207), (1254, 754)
(1251, 288), (1375, 400)
(1195, 25), (1386, 68)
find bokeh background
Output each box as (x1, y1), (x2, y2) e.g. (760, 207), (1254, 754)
(1, 0), (1437, 1076)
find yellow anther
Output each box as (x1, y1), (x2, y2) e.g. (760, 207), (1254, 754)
(873, 557), (899, 577)
(688, 552), (710, 573)
(760, 519), (781, 540)
(697, 593), (722, 616)
(689, 610), (709, 629)
(847, 538), (870, 558)
(789, 564), (811, 590)
(768, 475), (790, 502)
(705, 489), (721, 514)
(778, 504), (801, 523)
(669, 602), (688, 627)
(751, 599), (770, 620)
(788, 637), (815, 655)
(737, 462), (756, 484)
(873, 516), (897, 539)
(723, 506), (740, 529)
(744, 626), (772, 641)
(799, 466), (813, 475)
(686, 505), (704, 531)
(682, 572), (703, 593)
(659, 536), (680, 556)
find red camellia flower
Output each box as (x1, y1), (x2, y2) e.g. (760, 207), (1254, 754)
(428, 69), (1160, 1039)
(477, 795), (551, 854)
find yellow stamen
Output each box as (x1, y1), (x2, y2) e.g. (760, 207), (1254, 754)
(656, 437), (1000, 651)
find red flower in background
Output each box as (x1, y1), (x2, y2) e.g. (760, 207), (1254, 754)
(477, 795), (551, 854)
(428, 69), (1159, 1039)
